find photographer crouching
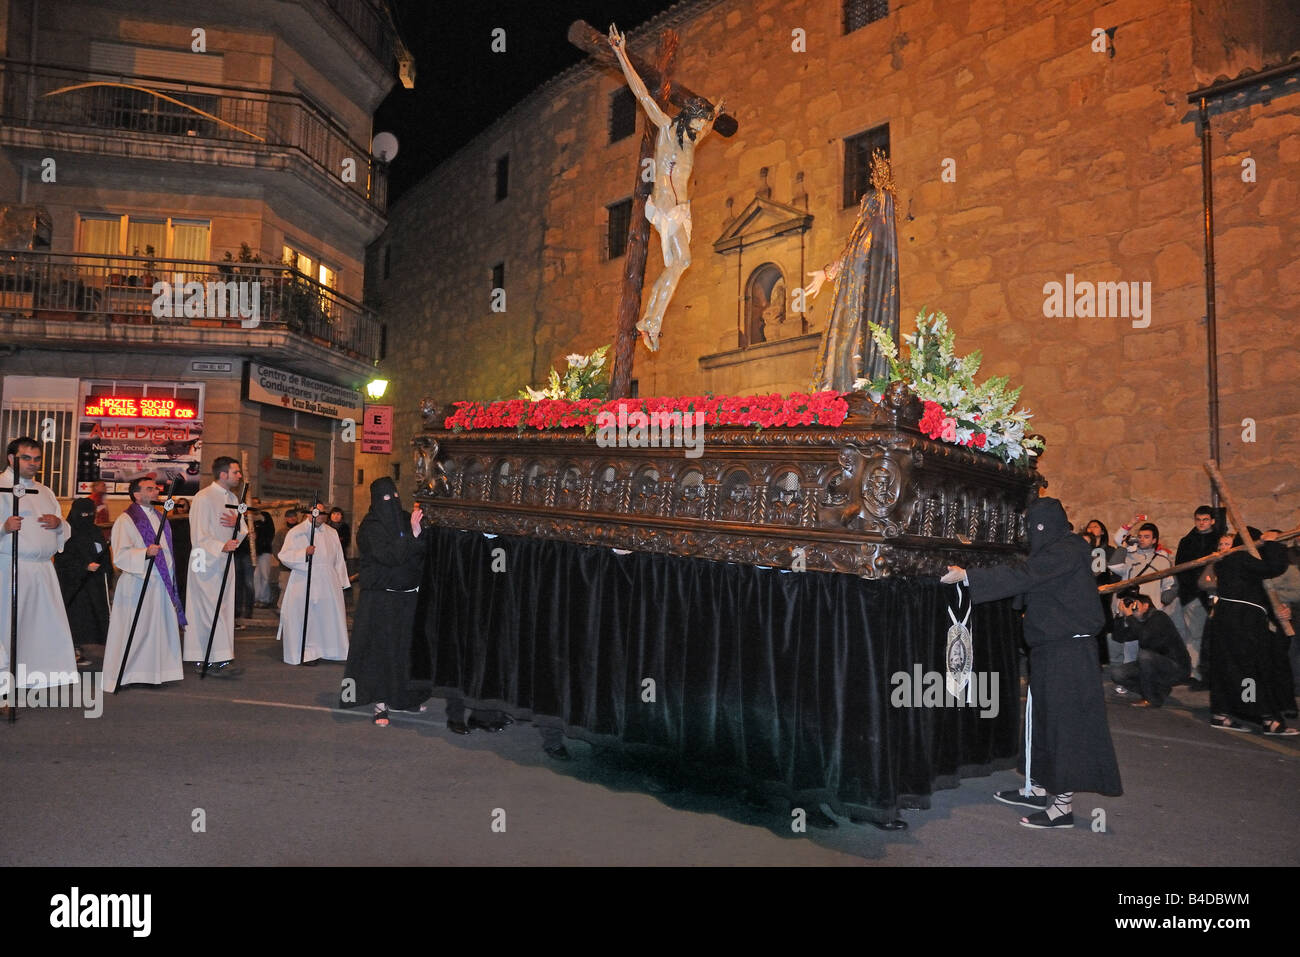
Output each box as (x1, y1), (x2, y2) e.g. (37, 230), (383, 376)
(1110, 587), (1191, 708)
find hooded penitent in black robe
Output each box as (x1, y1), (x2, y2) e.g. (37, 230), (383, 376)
(54, 498), (113, 645)
(169, 514), (192, 605)
(340, 477), (426, 710)
(1205, 531), (1294, 723)
(965, 497), (1122, 796)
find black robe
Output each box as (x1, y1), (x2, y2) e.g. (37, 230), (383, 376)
(966, 498), (1121, 796)
(340, 478), (426, 710)
(169, 516), (192, 605)
(55, 499), (113, 646)
(1206, 540), (1294, 722)
(1175, 527), (1221, 607)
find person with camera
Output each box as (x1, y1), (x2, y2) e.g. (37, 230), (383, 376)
(1109, 588), (1190, 708)
(1107, 518), (1176, 671)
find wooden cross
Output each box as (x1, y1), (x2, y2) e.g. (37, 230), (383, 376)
(568, 20), (736, 400)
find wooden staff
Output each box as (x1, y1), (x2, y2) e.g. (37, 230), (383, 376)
(2, 484), (22, 721)
(298, 494), (322, 666)
(200, 482), (249, 678)
(1204, 460), (1294, 636)
(1098, 525), (1300, 594)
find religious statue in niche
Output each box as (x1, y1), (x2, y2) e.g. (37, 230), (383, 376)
(609, 24), (723, 352)
(806, 150), (901, 391)
(745, 264), (786, 346)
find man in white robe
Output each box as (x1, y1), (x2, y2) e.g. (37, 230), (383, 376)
(102, 477), (185, 692)
(182, 456), (246, 671)
(0, 437), (78, 700)
(277, 504), (350, 664)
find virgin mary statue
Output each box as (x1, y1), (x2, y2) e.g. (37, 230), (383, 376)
(809, 150), (900, 392)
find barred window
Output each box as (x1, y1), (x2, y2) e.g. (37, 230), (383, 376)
(0, 405), (74, 496)
(844, 0), (889, 33)
(843, 123), (890, 208)
(607, 198), (633, 259)
(609, 87), (636, 143)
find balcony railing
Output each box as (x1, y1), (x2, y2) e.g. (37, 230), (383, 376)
(0, 61), (387, 214)
(318, 0), (394, 65)
(0, 250), (384, 363)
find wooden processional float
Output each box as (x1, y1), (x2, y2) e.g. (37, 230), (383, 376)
(411, 384), (1045, 578)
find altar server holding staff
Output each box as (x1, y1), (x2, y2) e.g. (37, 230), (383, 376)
(182, 457), (246, 672)
(1, 437), (78, 701)
(277, 502), (350, 665)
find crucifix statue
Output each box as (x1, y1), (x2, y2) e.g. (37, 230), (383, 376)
(608, 24), (722, 353)
(567, 21), (736, 398)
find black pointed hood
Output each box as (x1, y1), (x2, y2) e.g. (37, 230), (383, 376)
(368, 476), (406, 537)
(1026, 497), (1070, 555)
(67, 497), (99, 540)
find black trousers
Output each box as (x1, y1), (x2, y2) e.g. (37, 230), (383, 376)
(1110, 651), (1181, 706)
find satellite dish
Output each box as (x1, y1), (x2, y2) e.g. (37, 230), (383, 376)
(373, 132), (399, 162)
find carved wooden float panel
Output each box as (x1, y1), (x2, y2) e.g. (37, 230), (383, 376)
(413, 390), (1044, 578)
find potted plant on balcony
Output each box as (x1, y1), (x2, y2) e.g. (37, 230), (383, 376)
(141, 245), (158, 287)
(277, 255), (334, 344)
(205, 243), (264, 328)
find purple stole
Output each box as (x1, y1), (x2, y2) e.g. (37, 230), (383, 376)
(126, 503), (187, 627)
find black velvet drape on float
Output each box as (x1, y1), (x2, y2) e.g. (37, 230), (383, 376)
(416, 526), (1022, 822)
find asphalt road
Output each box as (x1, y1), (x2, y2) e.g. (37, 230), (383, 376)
(4, 607), (1297, 867)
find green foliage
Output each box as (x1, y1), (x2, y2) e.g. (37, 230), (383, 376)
(520, 345), (611, 401)
(856, 308), (1044, 464)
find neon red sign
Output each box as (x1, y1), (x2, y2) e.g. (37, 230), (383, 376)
(83, 396), (199, 420)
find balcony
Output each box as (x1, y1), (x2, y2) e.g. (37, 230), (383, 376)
(0, 250), (384, 374)
(0, 61), (387, 216)
(317, 0), (395, 67)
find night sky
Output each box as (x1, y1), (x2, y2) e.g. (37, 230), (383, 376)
(376, 0), (681, 202)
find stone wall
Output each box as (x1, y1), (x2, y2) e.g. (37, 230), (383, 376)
(373, 0), (1300, 533)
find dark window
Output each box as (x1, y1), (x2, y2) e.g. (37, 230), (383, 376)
(495, 154), (509, 201)
(609, 87), (636, 142)
(843, 0), (889, 33)
(843, 123), (890, 208)
(491, 261), (504, 290)
(381, 244), (391, 279)
(607, 198), (633, 259)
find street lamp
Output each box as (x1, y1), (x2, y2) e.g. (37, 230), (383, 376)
(365, 378), (389, 400)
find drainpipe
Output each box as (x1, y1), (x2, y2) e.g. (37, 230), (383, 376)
(1197, 96), (1220, 506)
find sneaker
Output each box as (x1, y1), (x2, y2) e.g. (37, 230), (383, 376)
(1020, 810), (1074, 829)
(1113, 685), (1130, 696)
(994, 789), (1049, 810)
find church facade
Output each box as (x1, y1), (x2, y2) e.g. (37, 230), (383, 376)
(370, 0), (1300, 528)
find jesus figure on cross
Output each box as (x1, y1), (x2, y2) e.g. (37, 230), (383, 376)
(608, 24), (721, 351)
